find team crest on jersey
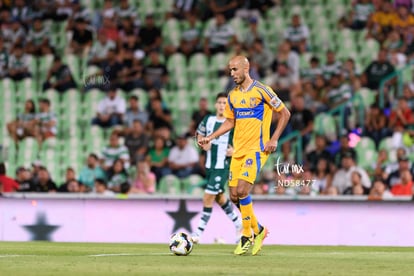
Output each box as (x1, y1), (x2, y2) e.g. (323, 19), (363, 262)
(215, 176), (221, 182)
(242, 171), (249, 177)
(245, 159), (253, 167)
(250, 97), (257, 107)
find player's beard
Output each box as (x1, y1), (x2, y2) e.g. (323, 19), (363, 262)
(234, 75), (245, 85)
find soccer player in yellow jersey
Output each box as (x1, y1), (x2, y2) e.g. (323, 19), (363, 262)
(198, 56), (291, 255)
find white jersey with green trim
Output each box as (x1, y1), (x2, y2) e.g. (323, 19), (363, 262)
(197, 115), (232, 170)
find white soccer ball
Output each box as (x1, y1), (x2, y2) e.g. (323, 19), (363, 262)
(169, 232), (193, 256)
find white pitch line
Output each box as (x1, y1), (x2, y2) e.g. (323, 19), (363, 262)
(0, 255), (36, 258)
(88, 253), (171, 257)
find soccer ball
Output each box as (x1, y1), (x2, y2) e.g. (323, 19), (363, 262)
(169, 232), (193, 256)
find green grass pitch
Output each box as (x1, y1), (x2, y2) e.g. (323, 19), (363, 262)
(0, 242), (413, 275)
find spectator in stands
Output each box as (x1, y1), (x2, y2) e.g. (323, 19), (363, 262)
(92, 88), (126, 128)
(101, 132), (130, 171)
(242, 17), (265, 50)
(129, 159), (156, 194)
(391, 169), (413, 196)
(78, 153), (107, 191)
(391, 6), (414, 32)
(169, 13), (202, 58)
(289, 95), (314, 148)
(369, 179), (393, 200)
(206, 0), (240, 19)
(312, 158), (332, 194)
(142, 51), (169, 90)
(34, 98), (58, 148)
(273, 42), (300, 81)
(364, 104), (389, 148)
(43, 56), (77, 93)
(384, 30), (404, 53)
(203, 13), (237, 56)
(107, 158), (128, 192)
(367, 1), (395, 43)
(402, 84), (414, 109)
(147, 136), (171, 183)
(124, 119), (150, 165)
(372, 149), (390, 181)
(15, 167), (35, 192)
(189, 97), (212, 135)
(25, 17), (53, 56)
(92, 0), (115, 29)
(64, 179), (82, 193)
(322, 50), (342, 80)
(301, 56), (322, 83)
(334, 135), (357, 168)
(386, 155), (414, 188)
(325, 74), (352, 109)
(404, 25), (414, 62)
(94, 178), (114, 196)
(347, 0), (374, 30)
(306, 134), (332, 172)
(88, 30), (116, 66)
(342, 58), (359, 86)
(270, 62), (300, 103)
(11, 0), (31, 26)
(119, 53), (145, 92)
(99, 13), (119, 42)
(249, 38), (273, 77)
(389, 97), (413, 148)
(138, 14), (162, 53)
(302, 81), (326, 114)
(332, 152), (371, 194)
(172, 0), (198, 19)
(34, 166), (57, 193)
(92, 48), (124, 90)
(0, 162), (19, 193)
(343, 171), (369, 195)
(362, 49), (395, 90)
(2, 18), (25, 49)
(115, 0), (137, 24)
(283, 14), (309, 54)
(7, 99), (37, 144)
(0, 37), (7, 79)
(7, 44), (31, 81)
(148, 97), (173, 133)
(67, 17), (93, 56)
(124, 95), (149, 133)
(168, 134), (199, 179)
(58, 167), (77, 192)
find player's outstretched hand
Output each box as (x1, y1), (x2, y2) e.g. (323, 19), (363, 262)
(197, 135), (211, 147)
(264, 140), (278, 154)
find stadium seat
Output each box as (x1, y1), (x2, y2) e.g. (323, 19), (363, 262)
(356, 148), (378, 170)
(181, 174), (205, 194)
(314, 114), (337, 142)
(355, 136), (376, 152)
(158, 174), (182, 194)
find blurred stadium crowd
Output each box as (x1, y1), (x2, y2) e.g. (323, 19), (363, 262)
(0, 0), (414, 198)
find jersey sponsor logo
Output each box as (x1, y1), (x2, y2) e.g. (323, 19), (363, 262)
(242, 171), (249, 177)
(240, 99), (246, 104)
(245, 158), (253, 167)
(236, 110), (254, 117)
(270, 96), (282, 108)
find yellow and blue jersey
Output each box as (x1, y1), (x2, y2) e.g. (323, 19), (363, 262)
(223, 80), (285, 158)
